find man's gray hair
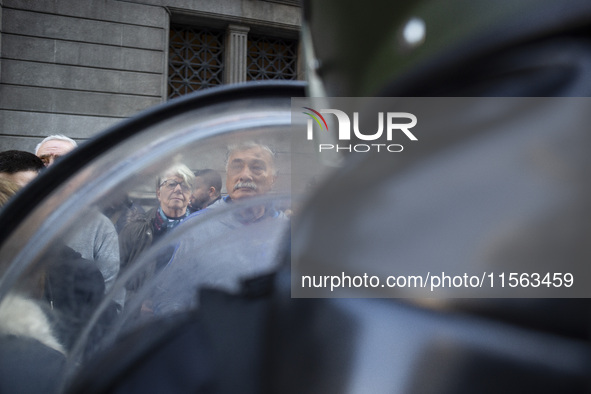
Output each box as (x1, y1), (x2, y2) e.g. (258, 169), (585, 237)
(225, 142), (277, 175)
(35, 134), (78, 155)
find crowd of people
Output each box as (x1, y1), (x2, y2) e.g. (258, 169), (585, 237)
(0, 135), (290, 393)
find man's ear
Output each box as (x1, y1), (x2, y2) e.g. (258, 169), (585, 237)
(156, 188), (161, 201)
(208, 186), (216, 197)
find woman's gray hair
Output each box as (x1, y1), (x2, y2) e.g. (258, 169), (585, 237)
(156, 163), (195, 190)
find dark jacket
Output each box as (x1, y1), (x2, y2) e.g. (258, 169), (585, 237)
(118, 207), (182, 293)
(0, 294), (66, 394)
(44, 243), (106, 351)
(118, 207), (158, 293)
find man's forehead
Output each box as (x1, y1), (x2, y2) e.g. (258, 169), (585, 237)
(228, 146), (273, 164)
(39, 140), (74, 154)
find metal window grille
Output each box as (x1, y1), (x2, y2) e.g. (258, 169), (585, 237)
(246, 35), (298, 81)
(168, 26), (225, 99)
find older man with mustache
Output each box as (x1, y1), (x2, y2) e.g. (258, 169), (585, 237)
(149, 143), (289, 315)
(206, 142), (282, 223)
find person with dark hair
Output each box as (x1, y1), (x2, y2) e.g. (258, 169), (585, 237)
(0, 150), (44, 187)
(0, 174), (111, 391)
(0, 175), (67, 393)
(188, 168), (222, 213)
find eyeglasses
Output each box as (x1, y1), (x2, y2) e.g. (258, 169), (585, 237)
(160, 179), (191, 192)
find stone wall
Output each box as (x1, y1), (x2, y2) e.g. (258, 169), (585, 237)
(0, 0), (301, 152)
(0, 0), (168, 151)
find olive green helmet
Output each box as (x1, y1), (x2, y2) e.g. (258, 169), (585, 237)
(302, 0), (591, 97)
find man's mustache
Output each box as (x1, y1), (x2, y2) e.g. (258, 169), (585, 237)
(234, 181), (257, 191)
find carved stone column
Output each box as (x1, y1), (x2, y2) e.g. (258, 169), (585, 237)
(224, 24), (250, 84)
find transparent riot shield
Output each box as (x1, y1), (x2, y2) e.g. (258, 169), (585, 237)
(0, 81), (330, 392)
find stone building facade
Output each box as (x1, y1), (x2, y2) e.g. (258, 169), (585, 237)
(0, 0), (302, 152)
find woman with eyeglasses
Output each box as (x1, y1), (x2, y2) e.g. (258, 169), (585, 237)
(153, 165), (195, 233)
(118, 164), (195, 310)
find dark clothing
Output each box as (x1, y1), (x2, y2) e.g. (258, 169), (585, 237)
(102, 197), (145, 234)
(152, 207), (189, 243)
(45, 244), (105, 315)
(0, 335), (66, 394)
(0, 294), (66, 394)
(118, 207), (188, 294)
(44, 243), (106, 351)
(119, 207), (156, 272)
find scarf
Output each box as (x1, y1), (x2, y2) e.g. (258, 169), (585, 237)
(153, 206), (189, 239)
